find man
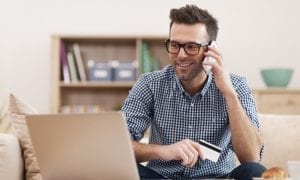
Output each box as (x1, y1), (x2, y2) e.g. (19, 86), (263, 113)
(122, 4), (265, 179)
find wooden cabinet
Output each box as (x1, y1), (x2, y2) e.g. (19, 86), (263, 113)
(50, 35), (168, 113)
(253, 89), (300, 114)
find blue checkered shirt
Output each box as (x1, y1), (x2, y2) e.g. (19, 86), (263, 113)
(121, 65), (260, 179)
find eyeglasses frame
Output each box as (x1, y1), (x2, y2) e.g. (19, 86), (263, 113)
(165, 39), (211, 56)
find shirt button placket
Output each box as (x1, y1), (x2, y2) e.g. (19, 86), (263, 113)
(188, 100), (194, 139)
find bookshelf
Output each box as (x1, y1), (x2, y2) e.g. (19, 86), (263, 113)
(50, 35), (169, 113)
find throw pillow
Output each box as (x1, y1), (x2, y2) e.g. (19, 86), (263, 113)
(0, 93), (12, 133)
(9, 94), (42, 180)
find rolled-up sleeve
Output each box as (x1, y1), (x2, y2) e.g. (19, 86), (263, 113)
(234, 76), (264, 159)
(121, 75), (154, 141)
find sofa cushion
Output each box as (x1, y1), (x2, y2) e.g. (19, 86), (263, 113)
(9, 94), (42, 180)
(259, 113), (300, 171)
(0, 133), (24, 180)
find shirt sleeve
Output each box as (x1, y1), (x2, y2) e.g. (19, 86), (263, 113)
(121, 74), (154, 141)
(233, 76), (264, 160)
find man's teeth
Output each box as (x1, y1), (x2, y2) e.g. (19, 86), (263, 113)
(178, 63), (191, 67)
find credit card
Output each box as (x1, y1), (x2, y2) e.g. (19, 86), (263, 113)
(199, 140), (222, 162)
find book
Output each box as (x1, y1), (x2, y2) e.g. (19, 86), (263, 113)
(67, 50), (79, 82)
(151, 56), (161, 71)
(140, 42), (161, 73)
(60, 41), (70, 83)
(72, 43), (87, 81)
(140, 42), (152, 74)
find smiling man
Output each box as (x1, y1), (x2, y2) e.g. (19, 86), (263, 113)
(122, 4), (266, 179)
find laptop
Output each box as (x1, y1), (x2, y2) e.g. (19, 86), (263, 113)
(26, 112), (139, 180)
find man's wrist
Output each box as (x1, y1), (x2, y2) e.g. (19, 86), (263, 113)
(222, 88), (238, 100)
(154, 145), (165, 160)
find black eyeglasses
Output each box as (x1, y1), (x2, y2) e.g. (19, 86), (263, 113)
(165, 39), (211, 55)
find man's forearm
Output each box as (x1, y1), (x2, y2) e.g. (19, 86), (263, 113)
(224, 92), (262, 162)
(132, 141), (162, 162)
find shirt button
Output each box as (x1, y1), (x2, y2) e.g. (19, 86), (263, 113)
(189, 125), (193, 129)
(191, 103), (194, 107)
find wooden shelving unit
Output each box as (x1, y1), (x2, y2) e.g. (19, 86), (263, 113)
(50, 35), (168, 113)
(253, 88), (300, 114)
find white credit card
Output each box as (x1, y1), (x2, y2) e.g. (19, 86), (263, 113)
(199, 140), (222, 162)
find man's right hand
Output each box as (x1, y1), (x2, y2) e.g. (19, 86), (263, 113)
(158, 139), (205, 167)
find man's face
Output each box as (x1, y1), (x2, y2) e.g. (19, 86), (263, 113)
(169, 23), (209, 81)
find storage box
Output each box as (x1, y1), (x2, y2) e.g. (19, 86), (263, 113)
(113, 62), (137, 81)
(87, 60), (113, 81)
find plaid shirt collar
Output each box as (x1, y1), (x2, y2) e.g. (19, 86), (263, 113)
(171, 68), (213, 99)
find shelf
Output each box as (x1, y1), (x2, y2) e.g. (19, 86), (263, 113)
(50, 35), (168, 113)
(59, 81), (135, 88)
(253, 88), (300, 94)
(253, 88), (300, 114)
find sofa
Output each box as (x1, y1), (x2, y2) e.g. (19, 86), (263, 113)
(1, 113), (300, 180)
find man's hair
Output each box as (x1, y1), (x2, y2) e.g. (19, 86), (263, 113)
(169, 5), (219, 40)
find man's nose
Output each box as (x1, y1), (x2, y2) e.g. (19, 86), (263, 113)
(178, 47), (188, 57)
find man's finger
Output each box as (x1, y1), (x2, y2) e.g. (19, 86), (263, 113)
(179, 148), (189, 166)
(191, 141), (205, 160)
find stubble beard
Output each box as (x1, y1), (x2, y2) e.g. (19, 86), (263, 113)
(175, 62), (204, 82)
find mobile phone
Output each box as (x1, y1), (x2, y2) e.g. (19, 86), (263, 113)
(202, 40), (217, 74)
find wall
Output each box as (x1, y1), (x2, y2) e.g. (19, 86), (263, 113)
(0, 0), (299, 113)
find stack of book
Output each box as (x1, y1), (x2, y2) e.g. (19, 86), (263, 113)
(60, 42), (87, 83)
(140, 42), (161, 74)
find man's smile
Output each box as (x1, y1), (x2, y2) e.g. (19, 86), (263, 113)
(176, 62), (193, 69)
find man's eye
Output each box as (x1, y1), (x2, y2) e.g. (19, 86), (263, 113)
(186, 44), (198, 50)
(170, 43), (179, 48)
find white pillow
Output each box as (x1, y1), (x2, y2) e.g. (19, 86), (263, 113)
(0, 133), (24, 180)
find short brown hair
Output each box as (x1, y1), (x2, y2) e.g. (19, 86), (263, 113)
(169, 5), (218, 40)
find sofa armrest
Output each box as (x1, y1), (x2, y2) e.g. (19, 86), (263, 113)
(0, 133), (24, 180)
(259, 113), (300, 171)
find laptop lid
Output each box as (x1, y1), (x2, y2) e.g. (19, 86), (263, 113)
(26, 112), (139, 180)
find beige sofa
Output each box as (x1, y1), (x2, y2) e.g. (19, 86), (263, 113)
(0, 113), (300, 180)
(259, 114), (300, 170)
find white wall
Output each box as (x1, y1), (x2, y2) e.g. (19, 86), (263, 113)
(0, 0), (299, 113)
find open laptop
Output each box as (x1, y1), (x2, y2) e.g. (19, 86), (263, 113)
(26, 112), (139, 180)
